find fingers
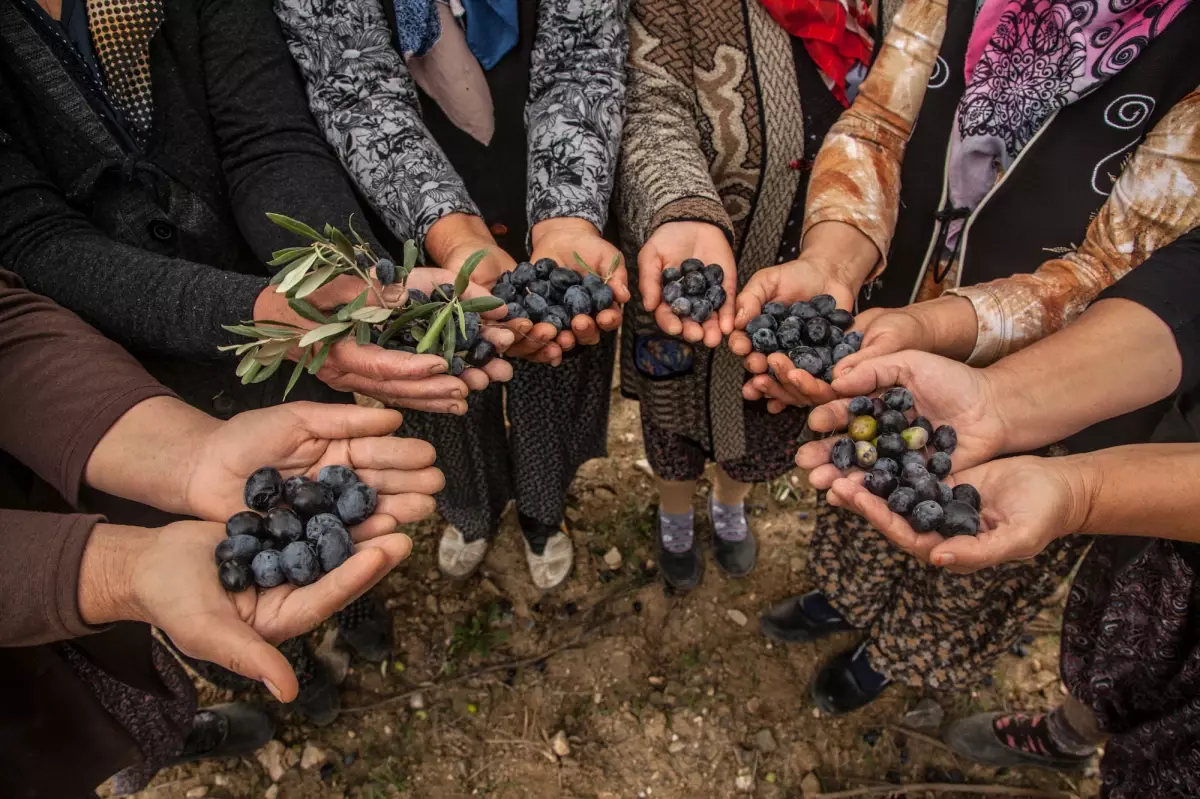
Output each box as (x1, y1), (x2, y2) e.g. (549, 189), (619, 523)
(654, 304), (684, 337)
(480, 324), (515, 353)
(327, 371), (467, 403)
(719, 269), (737, 335)
(572, 315), (602, 347)
(744, 352), (769, 374)
(835, 479), (941, 562)
(796, 438), (837, 470)
(376, 492), (439, 526)
(733, 269), (776, 329)
(328, 338), (449, 380)
(355, 465), (445, 496)
(177, 615), (298, 702)
(596, 308), (623, 331)
(680, 318), (705, 343)
(806, 398), (852, 434)
(729, 331), (753, 357)
(481, 358), (514, 383)
(927, 533), (1006, 572)
(556, 328), (578, 351)
(279, 402), (405, 441)
(637, 246), (664, 312)
(701, 318), (723, 349)
(806, 463), (847, 490)
(460, 368), (491, 393)
(829, 351), (911, 397)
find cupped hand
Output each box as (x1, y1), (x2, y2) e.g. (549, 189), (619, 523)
(135, 521), (412, 702)
(731, 257), (856, 410)
(530, 217), (630, 351)
(794, 349), (1006, 489)
(638, 221), (736, 349)
(185, 402), (444, 539)
(826, 455), (1078, 573)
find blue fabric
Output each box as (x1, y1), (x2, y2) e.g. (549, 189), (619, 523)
(461, 0), (519, 70)
(393, 0), (442, 59)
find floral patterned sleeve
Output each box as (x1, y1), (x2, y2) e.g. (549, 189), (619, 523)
(948, 90), (1200, 365)
(526, 0), (630, 233)
(801, 0), (947, 277)
(272, 0), (478, 243)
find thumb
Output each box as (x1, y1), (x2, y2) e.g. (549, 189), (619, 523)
(176, 616), (299, 702)
(637, 244), (664, 311)
(733, 269), (775, 328)
(287, 401), (405, 440)
(830, 345), (912, 391)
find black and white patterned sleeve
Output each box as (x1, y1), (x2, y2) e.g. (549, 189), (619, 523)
(526, 0), (630, 233)
(272, 0), (479, 243)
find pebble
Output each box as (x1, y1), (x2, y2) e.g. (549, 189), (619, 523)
(746, 697), (761, 714)
(902, 697), (945, 731)
(185, 787), (208, 798)
(212, 775), (230, 788)
(735, 769), (755, 793)
(301, 742), (326, 770)
(753, 728), (778, 753)
(648, 675), (666, 686)
(727, 609), (749, 627)
(551, 730), (571, 758)
(409, 693), (426, 710)
(256, 740), (288, 783)
(603, 547), (623, 570)
(264, 786), (279, 799)
(801, 772), (822, 797)
(668, 741), (686, 754)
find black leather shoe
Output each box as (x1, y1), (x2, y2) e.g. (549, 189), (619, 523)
(760, 592), (855, 643)
(656, 508), (702, 591)
(169, 703), (275, 765)
(336, 594), (394, 662)
(282, 638), (341, 726)
(707, 497), (757, 578)
(810, 644), (890, 715)
(944, 713), (1094, 772)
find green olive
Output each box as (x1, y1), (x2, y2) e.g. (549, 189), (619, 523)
(854, 440), (878, 469)
(848, 415), (878, 442)
(901, 426), (930, 450)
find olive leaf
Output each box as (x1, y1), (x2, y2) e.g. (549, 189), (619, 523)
(329, 227), (357, 265)
(456, 303), (467, 337)
(253, 338), (293, 363)
(352, 306), (393, 325)
(283, 349), (311, 399)
(240, 360), (262, 384)
(307, 342), (332, 375)
(607, 253), (622, 280)
(294, 263), (338, 299)
(453, 249), (489, 298)
(347, 214), (366, 246)
(402, 239), (419, 273)
(441, 322), (456, 364)
(573, 251), (591, 272)
(276, 251), (318, 294)
(355, 321), (371, 346)
(249, 349), (287, 384)
(458, 296), (505, 314)
(288, 298), (328, 325)
(417, 304), (455, 354)
(267, 213), (327, 243)
(267, 246), (315, 268)
(298, 320), (354, 348)
(337, 289), (370, 321)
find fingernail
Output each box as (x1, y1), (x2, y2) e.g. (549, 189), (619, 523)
(382, 285), (405, 304)
(937, 554), (956, 567)
(428, 362), (447, 375)
(452, 389), (465, 399)
(263, 678), (284, 702)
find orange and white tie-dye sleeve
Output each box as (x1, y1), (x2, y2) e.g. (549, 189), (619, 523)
(949, 90), (1200, 366)
(801, 0), (948, 278)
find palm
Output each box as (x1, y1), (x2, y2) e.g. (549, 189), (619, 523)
(531, 230), (630, 348)
(639, 221), (736, 348)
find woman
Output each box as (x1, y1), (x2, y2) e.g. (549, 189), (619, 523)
(0, 269), (428, 796)
(275, 0), (629, 590)
(806, 226), (1200, 795)
(736, 0), (1200, 713)
(0, 0), (502, 722)
(616, 0), (902, 589)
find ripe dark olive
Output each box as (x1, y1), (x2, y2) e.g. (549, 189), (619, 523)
(939, 500), (980, 537)
(219, 559), (254, 592)
(318, 465), (360, 498)
(831, 438), (856, 470)
(887, 487), (918, 515)
(291, 480), (334, 520)
(932, 425), (958, 454)
(928, 451), (953, 478)
(848, 396), (874, 416)
(952, 483), (982, 511)
(863, 469), (898, 498)
(225, 510), (263, 539)
(243, 467), (283, 512)
(910, 501), (944, 533)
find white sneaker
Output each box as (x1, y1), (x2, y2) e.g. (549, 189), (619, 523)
(524, 529), (574, 591)
(438, 526), (489, 579)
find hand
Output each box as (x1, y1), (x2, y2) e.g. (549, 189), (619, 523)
(530, 217), (630, 350)
(184, 402), (444, 539)
(254, 276), (474, 415)
(794, 349), (1006, 489)
(831, 295), (981, 379)
(428, 213), (563, 367)
(638, 221), (736, 349)
(826, 455), (1079, 573)
(731, 256), (857, 410)
(86, 521), (413, 702)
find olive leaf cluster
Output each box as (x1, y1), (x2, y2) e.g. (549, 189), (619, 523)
(221, 214), (503, 398)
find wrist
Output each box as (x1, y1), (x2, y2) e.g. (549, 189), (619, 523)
(1050, 454), (1102, 537)
(78, 523), (158, 626)
(425, 212), (492, 268)
(799, 221), (881, 294)
(531, 217), (600, 249)
(915, 295), (979, 360)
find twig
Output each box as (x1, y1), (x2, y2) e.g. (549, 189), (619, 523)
(884, 725), (959, 757)
(815, 783), (1078, 799)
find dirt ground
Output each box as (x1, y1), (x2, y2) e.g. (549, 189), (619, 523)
(112, 384), (1101, 799)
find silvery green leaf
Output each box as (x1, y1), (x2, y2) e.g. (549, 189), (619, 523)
(298, 320), (353, 348)
(288, 298), (328, 325)
(352, 306), (393, 324)
(573, 252), (591, 272)
(457, 296), (505, 313)
(249, 351), (286, 383)
(329, 227), (356, 264)
(355, 321), (370, 346)
(267, 246), (315, 268)
(294, 263), (338, 299)
(417, 304), (454, 353)
(402, 239), (419, 272)
(266, 213), (327, 243)
(253, 338), (293, 362)
(454, 249), (488, 297)
(608, 253), (621, 279)
(456, 303), (466, 337)
(347, 214), (366, 246)
(307, 342), (332, 374)
(283, 350), (310, 399)
(337, 289), (370, 321)
(236, 351), (259, 378)
(442, 323), (456, 364)
(276, 252), (318, 294)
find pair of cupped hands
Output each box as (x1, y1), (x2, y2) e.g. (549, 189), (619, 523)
(253, 217), (631, 415)
(102, 402), (443, 704)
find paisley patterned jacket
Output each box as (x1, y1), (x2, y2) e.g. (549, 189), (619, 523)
(804, 0), (1200, 364)
(274, 0), (628, 247)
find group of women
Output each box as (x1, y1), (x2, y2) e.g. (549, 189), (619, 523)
(0, 0), (1197, 795)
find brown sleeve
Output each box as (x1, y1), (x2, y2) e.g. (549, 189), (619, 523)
(802, 0), (948, 277)
(0, 270), (176, 504)
(0, 510), (105, 646)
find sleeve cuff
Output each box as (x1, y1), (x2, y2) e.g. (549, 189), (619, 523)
(944, 285), (1006, 366)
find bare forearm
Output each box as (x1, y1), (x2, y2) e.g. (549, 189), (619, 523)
(83, 397), (222, 517)
(985, 298), (1182, 454)
(799, 221), (883, 294)
(77, 523), (154, 626)
(1058, 445), (1200, 542)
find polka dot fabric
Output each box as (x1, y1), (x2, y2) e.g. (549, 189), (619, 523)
(86, 0), (163, 145)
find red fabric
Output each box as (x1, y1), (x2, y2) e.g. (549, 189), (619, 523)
(757, 0), (876, 106)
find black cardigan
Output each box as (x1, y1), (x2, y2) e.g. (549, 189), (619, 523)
(0, 0), (375, 413)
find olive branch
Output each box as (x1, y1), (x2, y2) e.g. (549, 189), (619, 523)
(221, 214), (503, 399)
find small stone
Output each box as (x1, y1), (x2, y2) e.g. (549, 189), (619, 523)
(902, 697), (945, 731)
(753, 728), (778, 753)
(551, 730), (571, 758)
(668, 741), (686, 754)
(746, 697), (762, 714)
(735, 769), (755, 793)
(727, 609), (749, 627)
(603, 547), (623, 570)
(648, 675), (666, 686)
(186, 788), (208, 798)
(801, 772), (822, 797)
(409, 693), (426, 710)
(301, 742), (327, 770)
(257, 740), (287, 783)
(264, 786), (279, 799)
(213, 776), (230, 788)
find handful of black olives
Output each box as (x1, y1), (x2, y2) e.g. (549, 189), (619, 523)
(494, 257), (618, 337)
(828, 388), (982, 537)
(214, 465), (378, 592)
(660, 258), (728, 323)
(746, 294), (861, 383)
